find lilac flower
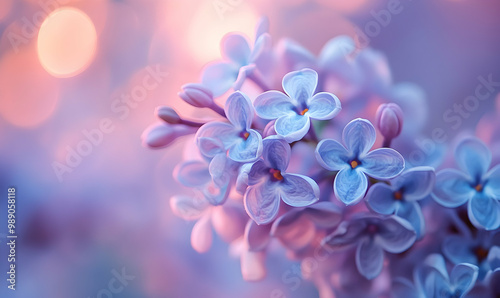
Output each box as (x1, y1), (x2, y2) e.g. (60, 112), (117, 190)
(432, 137), (500, 230)
(376, 103), (404, 146)
(196, 91), (263, 163)
(244, 136), (319, 224)
(316, 118), (405, 205)
(201, 18), (271, 96)
(178, 83), (216, 109)
(366, 166), (435, 238)
(254, 68), (341, 142)
(323, 215), (416, 279)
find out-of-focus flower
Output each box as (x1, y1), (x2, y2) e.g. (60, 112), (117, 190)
(196, 91), (263, 163)
(254, 68), (341, 142)
(244, 136), (319, 224)
(375, 103), (404, 146)
(323, 215), (416, 279)
(432, 138), (500, 230)
(366, 166), (435, 238)
(316, 118), (405, 205)
(201, 17), (272, 96)
(141, 122), (197, 148)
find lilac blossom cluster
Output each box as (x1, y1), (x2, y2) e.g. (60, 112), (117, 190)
(142, 18), (500, 297)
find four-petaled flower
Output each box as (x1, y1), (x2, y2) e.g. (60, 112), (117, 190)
(196, 91), (263, 163)
(432, 137), (500, 230)
(254, 68), (341, 142)
(366, 166), (435, 238)
(316, 118), (405, 205)
(323, 215), (416, 279)
(244, 136), (320, 225)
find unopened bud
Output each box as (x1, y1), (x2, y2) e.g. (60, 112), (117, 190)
(376, 103), (404, 141)
(179, 83), (214, 108)
(156, 106), (181, 124)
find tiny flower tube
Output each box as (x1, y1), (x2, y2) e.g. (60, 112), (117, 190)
(376, 103), (404, 146)
(155, 106), (205, 127)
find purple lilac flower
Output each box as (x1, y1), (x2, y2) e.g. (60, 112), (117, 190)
(201, 18), (271, 96)
(254, 68), (341, 142)
(376, 102), (404, 146)
(244, 136), (319, 224)
(323, 215), (416, 279)
(365, 166), (435, 238)
(432, 137), (500, 230)
(196, 91), (263, 163)
(316, 118), (405, 205)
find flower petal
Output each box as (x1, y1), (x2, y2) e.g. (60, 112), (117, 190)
(396, 202), (425, 239)
(170, 195), (209, 221)
(196, 121), (238, 152)
(282, 68), (318, 105)
(241, 250), (266, 281)
(449, 263), (478, 296)
(225, 91), (254, 130)
(356, 239), (384, 280)
(248, 160), (269, 186)
(376, 216), (416, 253)
(271, 211), (316, 251)
(201, 61), (239, 97)
(342, 118), (376, 157)
(306, 92), (342, 120)
(304, 201), (343, 228)
(209, 153), (231, 187)
(280, 173), (320, 207)
(262, 136), (291, 171)
(361, 148), (405, 180)
(197, 137), (225, 157)
(236, 163), (253, 194)
(191, 213), (213, 253)
(455, 138), (491, 180)
(244, 181), (280, 225)
(276, 38), (316, 72)
(432, 169), (474, 208)
(174, 160), (211, 187)
(245, 220), (272, 251)
(249, 33), (271, 63)
(365, 183), (397, 215)
(485, 164), (500, 199)
(222, 33), (251, 65)
(393, 166), (436, 201)
(442, 235), (476, 265)
(323, 219), (367, 249)
(315, 139), (350, 171)
(142, 123), (196, 148)
(228, 129), (263, 163)
(487, 246), (500, 270)
(392, 278), (420, 298)
(468, 193), (500, 230)
(274, 113), (311, 143)
(254, 91), (295, 120)
(334, 168), (368, 205)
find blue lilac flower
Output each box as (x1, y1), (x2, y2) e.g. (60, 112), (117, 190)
(196, 91), (263, 163)
(244, 136), (319, 224)
(432, 137), (500, 230)
(201, 18), (271, 96)
(365, 166), (435, 238)
(254, 68), (341, 142)
(316, 118), (405, 205)
(323, 215), (416, 279)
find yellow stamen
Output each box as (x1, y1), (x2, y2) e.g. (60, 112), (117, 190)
(300, 108), (309, 116)
(350, 160), (359, 169)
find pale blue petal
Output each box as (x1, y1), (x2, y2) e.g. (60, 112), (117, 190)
(280, 173), (319, 207)
(197, 137), (224, 158)
(274, 113), (311, 143)
(262, 136), (291, 171)
(244, 180), (280, 225)
(209, 153), (234, 187)
(249, 33), (271, 63)
(196, 121), (239, 151)
(318, 35), (355, 70)
(248, 160), (269, 186)
(376, 216), (416, 253)
(174, 160), (211, 187)
(306, 92), (342, 120)
(487, 246), (500, 270)
(365, 183), (397, 214)
(254, 91), (295, 119)
(232, 64), (255, 91)
(201, 179), (230, 205)
(432, 169), (474, 208)
(323, 219), (367, 249)
(356, 239), (384, 280)
(342, 118), (376, 156)
(276, 38), (316, 72)
(334, 168), (368, 205)
(254, 16), (269, 39)
(442, 235), (476, 265)
(396, 202), (425, 239)
(170, 195), (209, 221)
(222, 33), (250, 65)
(228, 129), (263, 163)
(282, 68), (318, 105)
(201, 61), (239, 97)
(393, 166), (435, 201)
(304, 202), (343, 228)
(315, 139), (350, 171)
(455, 138), (491, 180)
(449, 263), (478, 297)
(468, 193), (500, 230)
(236, 163), (253, 194)
(361, 148), (405, 180)
(485, 164), (500, 199)
(225, 91), (254, 130)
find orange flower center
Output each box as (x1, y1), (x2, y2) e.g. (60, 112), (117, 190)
(300, 108), (309, 116)
(269, 168), (283, 181)
(350, 160), (359, 169)
(475, 184), (483, 192)
(394, 191), (403, 200)
(242, 132), (250, 140)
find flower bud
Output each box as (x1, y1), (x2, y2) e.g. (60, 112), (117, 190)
(376, 103), (403, 140)
(178, 83), (214, 108)
(156, 106), (181, 124)
(141, 123), (196, 148)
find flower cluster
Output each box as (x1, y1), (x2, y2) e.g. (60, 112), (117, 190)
(143, 17), (500, 297)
